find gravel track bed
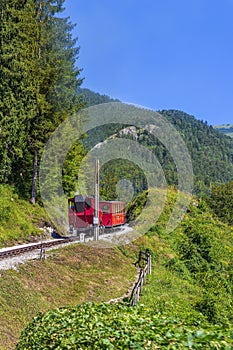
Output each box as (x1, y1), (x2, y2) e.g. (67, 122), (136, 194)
(0, 240), (78, 272)
(0, 225), (132, 272)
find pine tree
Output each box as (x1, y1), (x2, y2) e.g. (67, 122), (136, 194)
(0, 0), (84, 201)
(26, 0), (83, 203)
(0, 0), (35, 182)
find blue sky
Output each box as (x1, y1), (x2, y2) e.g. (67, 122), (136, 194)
(62, 0), (233, 126)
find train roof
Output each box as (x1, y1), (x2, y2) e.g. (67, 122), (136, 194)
(100, 200), (126, 204)
(68, 197), (125, 204)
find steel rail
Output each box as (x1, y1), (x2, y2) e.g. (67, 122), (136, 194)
(0, 237), (75, 260)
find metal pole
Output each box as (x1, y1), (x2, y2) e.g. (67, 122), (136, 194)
(94, 159), (99, 241)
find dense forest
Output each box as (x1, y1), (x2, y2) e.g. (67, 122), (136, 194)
(159, 110), (233, 193)
(76, 90), (233, 196)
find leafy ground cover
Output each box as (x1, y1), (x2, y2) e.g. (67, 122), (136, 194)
(139, 189), (233, 326)
(16, 302), (233, 349)
(0, 185), (49, 246)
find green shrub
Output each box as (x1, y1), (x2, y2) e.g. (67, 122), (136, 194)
(16, 302), (233, 349)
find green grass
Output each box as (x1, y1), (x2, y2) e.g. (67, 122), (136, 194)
(0, 185), (49, 246)
(0, 244), (136, 350)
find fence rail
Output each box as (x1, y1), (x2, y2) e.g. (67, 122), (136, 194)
(129, 251), (152, 306)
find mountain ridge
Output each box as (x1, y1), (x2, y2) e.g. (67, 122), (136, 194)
(214, 124), (233, 138)
(77, 88), (233, 194)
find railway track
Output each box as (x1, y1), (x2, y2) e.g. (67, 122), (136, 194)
(0, 237), (76, 260)
(0, 224), (131, 261)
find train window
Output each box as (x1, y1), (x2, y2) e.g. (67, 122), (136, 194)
(75, 201), (85, 212)
(85, 198), (92, 210)
(101, 205), (110, 213)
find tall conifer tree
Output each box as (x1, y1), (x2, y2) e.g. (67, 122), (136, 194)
(0, 0), (83, 201)
(0, 0), (34, 182)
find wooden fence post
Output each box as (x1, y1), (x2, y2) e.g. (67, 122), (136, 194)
(148, 254), (152, 274)
(130, 252), (152, 306)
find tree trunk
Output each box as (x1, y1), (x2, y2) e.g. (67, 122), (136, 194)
(30, 148), (38, 204)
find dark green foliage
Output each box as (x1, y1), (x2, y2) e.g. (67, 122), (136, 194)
(99, 159), (147, 201)
(16, 302), (233, 349)
(207, 181), (233, 225)
(80, 107), (233, 197)
(62, 140), (87, 196)
(0, 0), (34, 181)
(126, 190), (148, 221)
(82, 123), (126, 151)
(0, 0), (83, 199)
(76, 87), (119, 107)
(158, 110), (233, 194)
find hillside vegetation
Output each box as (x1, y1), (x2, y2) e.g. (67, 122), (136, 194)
(0, 185), (49, 246)
(0, 243), (136, 350)
(1, 3), (233, 348)
(16, 303), (233, 349)
(159, 110), (233, 193)
(207, 181), (233, 225)
(76, 87), (120, 106)
(16, 187), (233, 349)
(75, 96), (233, 196)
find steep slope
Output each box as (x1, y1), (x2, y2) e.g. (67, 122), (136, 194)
(0, 244), (136, 349)
(0, 185), (49, 247)
(159, 110), (233, 193)
(74, 89), (233, 194)
(16, 188), (233, 348)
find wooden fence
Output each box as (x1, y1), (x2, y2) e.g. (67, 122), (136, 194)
(129, 250), (152, 306)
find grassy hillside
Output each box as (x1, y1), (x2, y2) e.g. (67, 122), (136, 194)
(0, 185), (50, 247)
(16, 188), (233, 348)
(0, 244), (136, 350)
(214, 124), (233, 138)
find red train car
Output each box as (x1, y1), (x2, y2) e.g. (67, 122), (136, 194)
(68, 195), (126, 234)
(99, 201), (126, 227)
